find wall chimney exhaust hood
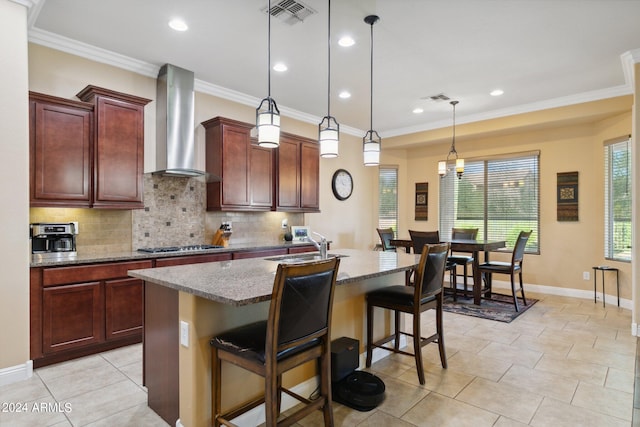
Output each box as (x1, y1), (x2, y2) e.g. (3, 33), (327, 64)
(154, 64), (219, 181)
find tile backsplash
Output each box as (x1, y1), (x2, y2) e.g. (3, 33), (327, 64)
(30, 174), (304, 253)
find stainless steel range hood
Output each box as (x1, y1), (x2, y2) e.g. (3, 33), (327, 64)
(154, 64), (219, 181)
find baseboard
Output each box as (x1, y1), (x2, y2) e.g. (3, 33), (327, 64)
(0, 360), (33, 387)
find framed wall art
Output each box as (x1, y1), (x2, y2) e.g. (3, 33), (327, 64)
(415, 182), (428, 221)
(557, 171), (578, 221)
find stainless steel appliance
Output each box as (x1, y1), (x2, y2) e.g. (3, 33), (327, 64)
(30, 222), (78, 260)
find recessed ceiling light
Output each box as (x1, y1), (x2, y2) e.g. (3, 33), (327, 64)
(338, 91), (351, 99)
(412, 108), (424, 114)
(338, 36), (355, 47)
(273, 63), (288, 72)
(168, 18), (188, 32)
(490, 89), (504, 96)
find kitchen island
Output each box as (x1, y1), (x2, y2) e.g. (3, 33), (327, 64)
(129, 248), (419, 427)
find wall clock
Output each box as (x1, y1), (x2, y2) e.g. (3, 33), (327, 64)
(332, 169), (353, 201)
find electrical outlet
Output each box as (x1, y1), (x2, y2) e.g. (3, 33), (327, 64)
(281, 218), (288, 229)
(583, 271), (590, 281)
(180, 321), (189, 347)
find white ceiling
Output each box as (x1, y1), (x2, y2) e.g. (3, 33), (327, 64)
(28, 0), (640, 138)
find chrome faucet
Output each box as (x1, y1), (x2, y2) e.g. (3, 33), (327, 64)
(307, 232), (328, 259)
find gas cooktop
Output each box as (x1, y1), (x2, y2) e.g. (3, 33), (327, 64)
(137, 244), (223, 253)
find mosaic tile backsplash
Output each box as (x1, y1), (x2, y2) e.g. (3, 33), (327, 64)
(30, 174), (304, 253)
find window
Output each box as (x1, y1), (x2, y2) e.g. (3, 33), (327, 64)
(604, 136), (631, 261)
(379, 166), (398, 236)
(439, 151), (539, 252)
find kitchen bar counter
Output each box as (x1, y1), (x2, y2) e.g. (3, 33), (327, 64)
(130, 249), (419, 427)
(29, 240), (319, 267)
(128, 249), (418, 305)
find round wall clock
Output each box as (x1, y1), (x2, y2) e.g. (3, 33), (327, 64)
(332, 169), (353, 201)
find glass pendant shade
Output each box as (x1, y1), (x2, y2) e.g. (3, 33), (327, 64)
(256, 96), (280, 148)
(363, 129), (381, 166)
(456, 158), (465, 177)
(438, 160), (447, 177)
(319, 115), (339, 158)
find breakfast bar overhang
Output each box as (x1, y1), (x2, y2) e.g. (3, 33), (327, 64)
(129, 248), (419, 427)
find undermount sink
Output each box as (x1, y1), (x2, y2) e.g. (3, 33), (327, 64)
(264, 253), (348, 263)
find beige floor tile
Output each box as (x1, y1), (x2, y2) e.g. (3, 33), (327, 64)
(446, 349), (512, 382)
(606, 367), (635, 393)
(531, 397), (629, 427)
(538, 327), (596, 347)
(594, 336), (636, 355)
(562, 321), (618, 340)
(401, 392), (499, 427)
(100, 343), (142, 368)
(119, 360), (143, 386)
(493, 416), (530, 427)
(396, 360), (475, 398)
(367, 375), (429, 417)
(296, 401), (374, 427)
(63, 380), (147, 426)
(355, 410), (415, 426)
(499, 364), (578, 402)
(0, 374), (50, 403)
(366, 354), (414, 379)
(443, 331), (490, 354)
(35, 355), (110, 382)
(82, 403), (169, 426)
(456, 377), (543, 424)
(0, 396), (69, 427)
(540, 311), (590, 324)
(477, 342), (543, 368)
(463, 324), (521, 345)
(42, 360), (129, 401)
(513, 313), (567, 331)
(568, 343), (635, 372)
(510, 333), (573, 358)
(535, 354), (607, 386)
(572, 381), (633, 421)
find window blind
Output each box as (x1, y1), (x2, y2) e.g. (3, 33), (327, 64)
(604, 137), (631, 261)
(439, 151), (539, 252)
(378, 166), (398, 236)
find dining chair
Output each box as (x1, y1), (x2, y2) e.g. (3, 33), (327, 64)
(376, 227), (396, 252)
(365, 242), (449, 385)
(210, 257), (340, 427)
(448, 227), (479, 301)
(477, 230), (532, 311)
(408, 230), (457, 290)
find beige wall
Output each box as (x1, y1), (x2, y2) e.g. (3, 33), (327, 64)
(0, 0), (30, 372)
(385, 102), (633, 302)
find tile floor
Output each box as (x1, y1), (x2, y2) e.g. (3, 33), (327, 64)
(0, 292), (636, 426)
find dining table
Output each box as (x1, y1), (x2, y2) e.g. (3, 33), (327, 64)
(390, 238), (506, 305)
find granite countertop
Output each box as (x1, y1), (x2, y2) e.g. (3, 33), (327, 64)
(128, 248), (419, 306)
(29, 240), (320, 268)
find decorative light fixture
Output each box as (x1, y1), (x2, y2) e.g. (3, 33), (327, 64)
(318, 0), (340, 158)
(363, 14), (381, 166)
(256, 0), (281, 148)
(438, 100), (464, 179)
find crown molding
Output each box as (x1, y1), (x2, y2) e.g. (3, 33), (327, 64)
(9, 0), (36, 8)
(621, 48), (640, 91)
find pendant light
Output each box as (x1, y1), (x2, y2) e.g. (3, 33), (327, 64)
(363, 15), (381, 167)
(256, 0), (280, 148)
(318, 0), (340, 158)
(438, 100), (464, 179)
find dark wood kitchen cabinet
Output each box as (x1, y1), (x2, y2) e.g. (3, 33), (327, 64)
(274, 132), (320, 212)
(203, 116), (273, 211)
(77, 85), (151, 209)
(31, 260), (152, 367)
(29, 92), (94, 207)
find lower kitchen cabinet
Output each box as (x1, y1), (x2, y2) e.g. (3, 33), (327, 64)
(31, 260), (152, 367)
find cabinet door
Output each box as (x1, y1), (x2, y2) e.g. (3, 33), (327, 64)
(250, 144), (273, 207)
(275, 136), (300, 210)
(42, 282), (103, 354)
(30, 94), (93, 207)
(93, 96), (145, 208)
(300, 141), (320, 211)
(105, 277), (143, 340)
(77, 86), (151, 209)
(221, 124), (250, 206)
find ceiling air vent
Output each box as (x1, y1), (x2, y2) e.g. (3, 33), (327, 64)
(264, 0), (317, 25)
(422, 93), (451, 102)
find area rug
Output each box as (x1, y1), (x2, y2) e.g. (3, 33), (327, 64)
(443, 293), (538, 323)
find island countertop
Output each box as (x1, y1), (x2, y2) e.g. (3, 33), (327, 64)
(129, 248), (419, 306)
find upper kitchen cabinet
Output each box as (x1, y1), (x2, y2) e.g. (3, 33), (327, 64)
(203, 117), (273, 211)
(76, 85), (151, 209)
(274, 132), (320, 212)
(29, 92), (94, 207)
